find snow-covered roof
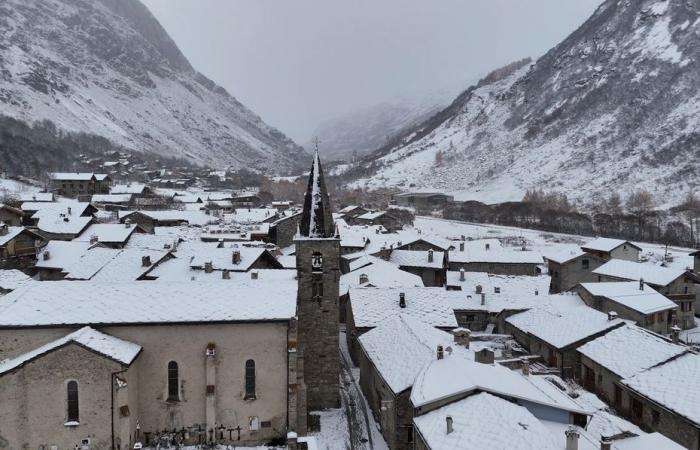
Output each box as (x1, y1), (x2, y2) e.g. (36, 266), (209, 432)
(623, 353), (700, 426)
(50, 172), (101, 181)
(410, 356), (589, 414)
(578, 325), (687, 379)
(91, 194), (132, 203)
(0, 270), (32, 291)
(0, 226), (28, 247)
(398, 236), (454, 251)
(593, 259), (689, 287)
(110, 183), (147, 195)
(36, 214), (92, 235)
(543, 248), (588, 265)
(64, 247), (121, 280)
(357, 211), (386, 220)
(190, 245), (277, 272)
(581, 238), (641, 253)
(578, 282), (677, 314)
(349, 287), (458, 329)
(224, 208), (278, 225)
(390, 250), (444, 269)
(359, 315), (470, 393)
(449, 248), (543, 265)
(74, 223), (138, 244)
(413, 392), (561, 450)
(18, 192), (53, 202)
(506, 304), (625, 349)
(0, 327), (141, 375)
(23, 200), (91, 216)
(35, 241), (93, 270)
(446, 272), (550, 295)
(340, 256), (423, 295)
(277, 255), (296, 269)
(0, 281), (297, 327)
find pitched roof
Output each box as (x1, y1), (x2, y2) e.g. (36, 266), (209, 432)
(449, 249), (543, 265)
(74, 223), (138, 244)
(349, 287), (458, 329)
(593, 260), (689, 287)
(0, 269), (32, 291)
(622, 353), (700, 426)
(581, 237), (641, 253)
(299, 149), (335, 238)
(0, 327), (141, 375)
(506, 304), (625, 349)
(413, 392), (561, 450)
(340, 256), (423, 295)
(578, 325), (687, 379)
(35, 241), (93, 270)
(578, 282), (677, 314)
(390, 249), (444, 269)
(0, 281), (297, 327)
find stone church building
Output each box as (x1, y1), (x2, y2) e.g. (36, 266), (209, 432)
(0, 152), (339, 450)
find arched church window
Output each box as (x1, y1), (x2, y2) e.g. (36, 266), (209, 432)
(67, 380), (79, 423)
(167, 361), (179, 401)
(245, 359), (256, 400)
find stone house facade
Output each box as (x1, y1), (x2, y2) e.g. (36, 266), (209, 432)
(50, 173), (111, 198)
(547, 252), (605, 293)
(0, 205), (23, 226)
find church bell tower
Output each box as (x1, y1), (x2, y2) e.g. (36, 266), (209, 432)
(295, 146), (340, 410)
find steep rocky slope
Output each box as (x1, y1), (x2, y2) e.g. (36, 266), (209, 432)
(0, 0), (306, 173)
(351, 0), (700, 207)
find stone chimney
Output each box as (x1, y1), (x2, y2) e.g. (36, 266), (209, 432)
(480, 293), (486, 305)
(459, 242), (465, 252)
(251, 271), (259, 280)
(67, 206), (72, 215)
(359, 273), (369, 284)
(521, 358), (530, 376)
(600, 437), (612, 450)
(141, 255), (151, 267)
(452, 328), (470, 348)
(485, 243), (490, 251)
(428, 249), (434, 263)
(43, 250), (50, 260)
(446, 416), (453, 434)
(399, 292), (406, 309)
(89, 234), (98, 244)
(475, 284), (483, 294)
(436, 345), (444, 360)
(232, 250), (241, 265)
(565, 426), (579, 450)
(222, 269), (230, 280)
(475, 348), (494, 365)
(204, 261), (213, 273)
(217, 238), (224, 248)
(607, 311), (618, 321)
(671, 325), (681, 344)
(459, 268), (465, 281)
(0, 224), (8, 236)
(639, 278), (644, 290)
(535, 289), (539, 296)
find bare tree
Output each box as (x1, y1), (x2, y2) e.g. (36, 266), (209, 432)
(626, 190), (655, 239)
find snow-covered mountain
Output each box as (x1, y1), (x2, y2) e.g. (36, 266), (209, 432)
(308, 91), (455, 162)
(0, 0), (307, 173)
(351, 0), (700, 207)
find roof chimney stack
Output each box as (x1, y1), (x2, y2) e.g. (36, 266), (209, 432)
(399, 292), (406, 308)
(141, 255), (151, 267)
(446, 416), (453, 434)
(251, 271), (258, 280)
(204, 261), (213, 273)
(67, 206), (72, 215)
(232, 250), (241, 265)
(485, 243), (490, 251)
(565, 426), (579, 450)
(436, 345), (444, 360)
(671, 325), (681, 344)
(475, 348), (494, 364)
(43, 250), (50, 260)
(521, 358), (530, 376)
(359, 273), (369, 284)
(217, 238), (224, 248)
(459, 268), (465, 281)
(600, 437), (612, 450)
(481, 293), (486, 305)
(452, 328), (470, 348)
(607, 311), (618, 321)
(428, 249), (434, 263)
(459, 242), (465, 252)
(222, 269), (230, 279)
(475, 284), (483, 294)
(639, 278), (644, 290)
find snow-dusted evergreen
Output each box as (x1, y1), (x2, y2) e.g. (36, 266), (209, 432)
(0, 0), (307, 172)
(351, 0), (700, 206)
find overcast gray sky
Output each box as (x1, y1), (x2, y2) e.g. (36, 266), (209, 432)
(142, 0), (603, 143)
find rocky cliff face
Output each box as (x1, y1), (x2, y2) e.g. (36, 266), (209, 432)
(0, 0), (307, 173)
(351, 0), (700, 207)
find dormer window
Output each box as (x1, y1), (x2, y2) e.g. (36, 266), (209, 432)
(311, 252), (323, 272)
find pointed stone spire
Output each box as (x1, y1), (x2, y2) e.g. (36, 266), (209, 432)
(299, 144), (335, 238)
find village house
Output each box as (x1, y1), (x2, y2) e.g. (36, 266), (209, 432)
(73, 223), (145, 248)
(0, 269), (33, 294)
(22, 201), (97, 241)
(580, 237), (641, 262)
(0, 225), (44, 269)
(49, 172), (112, 198)
(0, 204), (24, 226)
(505, 300), (625, 379)
(389, 249), (447, 286)
(593, 259), (700, 329)
(270, 211), (302, 248)
(18, 192), (54, 203)
(545, 248), (606, 293)
(90, 193), (134, 210)
(576, 325), (688, 430)
(345, 287), (457, 364)
(338, 205), (369, 220)
(448, 245), (543, 276)
(394, 237), (453, 252)
(350, 210), (402, 232)
(619, 352), (700, 450)
(118, 210), (213, 233)
(575, 281), (678, 334)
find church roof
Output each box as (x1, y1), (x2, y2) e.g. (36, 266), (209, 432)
(298, 149), (335, 238)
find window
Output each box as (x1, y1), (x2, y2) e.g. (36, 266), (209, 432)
(652, 409), (660, 426)
(582, 259), (589, 269)
(312, 280), (324, 299)
(167, 361), (179, 401)
(311, 252), (323, 272)
(614, 385), (622, 407)
(67, 381), (79, 423)
(632, 398), (643, 419)
(245, 359), (256, 400)
(406, 425), (414, 443)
